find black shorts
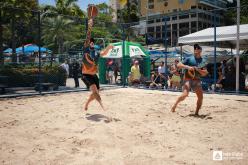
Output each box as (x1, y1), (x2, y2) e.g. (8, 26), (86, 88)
(81, 74), (100, 89)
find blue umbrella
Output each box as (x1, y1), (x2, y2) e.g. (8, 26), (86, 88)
(16, 44), (51, 54)
(4, 44), (52, 54)
(3, 48), (12, 54)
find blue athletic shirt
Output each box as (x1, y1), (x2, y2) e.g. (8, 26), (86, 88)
(182, 55), (207, 80)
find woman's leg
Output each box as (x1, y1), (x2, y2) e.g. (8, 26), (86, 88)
(171, 81), (190, 112)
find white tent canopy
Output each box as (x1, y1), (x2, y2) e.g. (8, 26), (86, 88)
(178, 24), (248, 48)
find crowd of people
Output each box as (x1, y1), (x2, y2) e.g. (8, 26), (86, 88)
(127, 59), (184, 91)
(59, 45), (247, 93)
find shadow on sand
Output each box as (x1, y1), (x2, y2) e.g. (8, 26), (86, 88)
(180, 113), (212, 119)
(85, 113), (121, 123)
(187, 113), (213, 119)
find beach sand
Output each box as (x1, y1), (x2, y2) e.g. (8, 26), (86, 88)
(0, 88), (247, 164)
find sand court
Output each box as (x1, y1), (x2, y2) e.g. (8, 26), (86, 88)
(0, 88), (247, 164)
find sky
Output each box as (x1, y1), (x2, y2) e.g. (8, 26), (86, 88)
(39, 0), (108, 11)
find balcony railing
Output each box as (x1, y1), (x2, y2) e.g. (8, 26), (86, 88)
(199, 0), (227, 9)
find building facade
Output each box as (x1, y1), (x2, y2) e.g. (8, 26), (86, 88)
(139, 0), (227, 46)
(109, 0), (121, 22)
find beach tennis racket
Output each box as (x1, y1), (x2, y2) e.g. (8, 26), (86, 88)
(187, 67), (207, 79)
(87, 5), (98, 19)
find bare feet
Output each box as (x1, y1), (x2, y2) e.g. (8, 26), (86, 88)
(84, 104), (88, 111)
(104, 116), (112, 123)
(171, 105), (176, 113)
(99, 102), (105, 111)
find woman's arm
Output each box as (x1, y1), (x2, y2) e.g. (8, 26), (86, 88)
(100, 45), (114, 56)
(177, 62), (194, 71)
(83, 19), (93, 48)
(195, 68), (208, 77)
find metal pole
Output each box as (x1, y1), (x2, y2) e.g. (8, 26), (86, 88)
(164, 17), (168, 76)
(38, 11), (42, 94)
(146, 0), (148, 47)
(213, 9), (217, 91)
(180, 44), (183, 61)
(127, 0), (130, 41)
(0, 8), (3, 65)
(122, 24), (126, 87)
(236, 0), (240, 93)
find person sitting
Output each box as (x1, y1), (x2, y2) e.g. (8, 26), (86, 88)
(129, 60), (141, 85)
(212, 70), (224, 91)
(149, 71), (163, 89)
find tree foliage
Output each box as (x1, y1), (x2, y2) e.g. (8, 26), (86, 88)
(224, 0), (248, 24)
(41, 0), (85, 54)
(0, 0), (39, 63)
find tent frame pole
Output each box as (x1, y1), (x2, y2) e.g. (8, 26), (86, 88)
(213, 6), (217, 92)
(236, 0), (240, 93)
(164, 17), (168, 76)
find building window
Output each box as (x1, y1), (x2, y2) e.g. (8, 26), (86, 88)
(156, 19), (161, 22)
(179, 23), (189, 37)
(179, 23), (189, 29)
(191, 28), (197, 33)
(162, 17), (170, 22)
(172, 31), (177, 38)
(148, 5), (154, 9)
(191, 6), (196, 9)
(203, 23), (207, 29)
(179, 14), (189, 19)
(162, 25), (170, 31)
(156, 26), (161, 32)
(204, 14), (208, 19)
(191, 21), (197, 29)
(199, 22), (203, 30)
(191, 13), (196, 18)
(173, 9), (177, 12)
(148, 27), (155, 32)
(148, 0), (154, 9)
(172, 16), (177, 20)
(148, 20), (154, 24)
(156, 33), (161, 39)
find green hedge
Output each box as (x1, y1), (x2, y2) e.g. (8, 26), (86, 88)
(0, 64), (66, 87)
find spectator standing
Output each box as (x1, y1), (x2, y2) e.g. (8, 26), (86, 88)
(72, 59), (80, 88)
(60, 60), (69, 86)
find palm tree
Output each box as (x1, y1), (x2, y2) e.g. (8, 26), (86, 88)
(41, 0), (85, 18)
(41, 0), (86, 55)
(42, 15), (80, 54)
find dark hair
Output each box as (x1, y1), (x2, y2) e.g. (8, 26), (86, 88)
(194, 44), (202, 50)
(90, 38), (95, 43)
